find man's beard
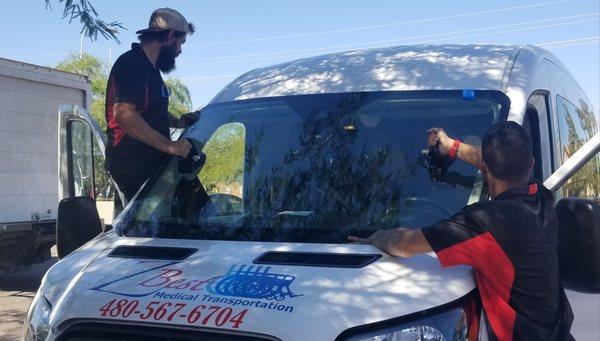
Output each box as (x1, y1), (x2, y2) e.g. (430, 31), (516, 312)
(156, 43), (177, 73)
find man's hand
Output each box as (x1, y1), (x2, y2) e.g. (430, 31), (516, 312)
(348, 227), (432, 258)
(427, 127), (483, 169)
(166, 139), (192, 158)
(348, 228), (409, 257)
(427, 127), (454, 156)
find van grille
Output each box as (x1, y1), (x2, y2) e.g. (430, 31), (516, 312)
(254, 251), (381, 268)
(108, 246), (196, 261)
(56, 321), (279, 341)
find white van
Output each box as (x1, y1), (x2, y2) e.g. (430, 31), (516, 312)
(24, 44), (599, 340)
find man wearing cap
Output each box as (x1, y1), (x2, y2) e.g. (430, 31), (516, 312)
(349, 122), (573, 340)
(105, 8), (198, 202)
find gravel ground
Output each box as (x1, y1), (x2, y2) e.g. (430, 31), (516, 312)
(0, 247), (57, 341)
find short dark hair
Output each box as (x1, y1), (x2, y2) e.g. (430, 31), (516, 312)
(481, 121), (533, 182)
(138, 23), (196, 44)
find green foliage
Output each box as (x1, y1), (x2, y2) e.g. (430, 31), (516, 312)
(165, 77), (193, 117)
(199, 123), (245, 191)
(55, 52), (111, 198)
(45, 0), (124, 42)
(560, 100), (600, 199)
(56, 52), (108, 130)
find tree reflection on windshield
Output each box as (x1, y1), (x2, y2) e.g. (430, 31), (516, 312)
(247, 93), (410, 232)
(115, 91), (509, 243)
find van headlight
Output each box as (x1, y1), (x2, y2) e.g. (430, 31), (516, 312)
(343, 306), (469, 341)
(22, 290), (52, 341)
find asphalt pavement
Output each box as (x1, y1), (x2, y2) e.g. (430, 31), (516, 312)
(0, 247), (598, 340)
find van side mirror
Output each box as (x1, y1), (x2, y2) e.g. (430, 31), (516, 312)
(56, 196), (102, 259)
(556, 197), (600, 293)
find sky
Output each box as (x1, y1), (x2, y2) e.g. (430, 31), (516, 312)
(2, 0), (599, 111)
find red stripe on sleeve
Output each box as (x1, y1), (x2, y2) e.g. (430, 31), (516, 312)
(528, 183), (538, 195)
(106, 77), (124, 146)
(437, 232), (516, 340)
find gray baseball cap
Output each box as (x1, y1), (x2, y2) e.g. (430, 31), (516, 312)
(136, 8), (191, 34)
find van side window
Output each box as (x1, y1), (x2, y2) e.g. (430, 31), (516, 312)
(68, 120), (94, 198)
(525, 93), (552, 180)
(562, 156), (600, 203)
(199, 122), (246, 215)
(92, 136), (114, 224)
(523, 106), (543, 180)
(556, 96), (599, 200)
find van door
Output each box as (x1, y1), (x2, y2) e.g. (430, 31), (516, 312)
(58, 104), (119, 226)
(544, 132), (600, 293)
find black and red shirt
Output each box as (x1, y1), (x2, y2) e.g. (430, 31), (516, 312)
(422, 183), (573, 340)
(104, 43), (170, 177)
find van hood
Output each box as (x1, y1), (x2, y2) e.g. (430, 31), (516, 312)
(44, 236), (474, 340)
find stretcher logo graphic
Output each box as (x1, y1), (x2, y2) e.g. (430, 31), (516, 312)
(89, 262), (302, 302)
(207, 265), (303, 301)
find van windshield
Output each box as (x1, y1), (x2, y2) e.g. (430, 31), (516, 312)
(115, 91), (509, 243)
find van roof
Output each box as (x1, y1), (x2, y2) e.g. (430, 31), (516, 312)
(211, 44), (532, 104)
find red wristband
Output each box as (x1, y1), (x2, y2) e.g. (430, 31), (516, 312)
(448, 139), (461, 159)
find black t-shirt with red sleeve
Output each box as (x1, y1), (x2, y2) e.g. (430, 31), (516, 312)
(104, 43), (170, 178)
(422, 183), (573, 340)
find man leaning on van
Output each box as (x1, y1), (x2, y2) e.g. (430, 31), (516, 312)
(104, 8), (199, 203)
(350, 122), (574, 340)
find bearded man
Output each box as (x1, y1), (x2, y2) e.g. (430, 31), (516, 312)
(104, 8), (199, 202)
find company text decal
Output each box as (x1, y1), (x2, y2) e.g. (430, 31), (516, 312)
(90, 263), (302, 319)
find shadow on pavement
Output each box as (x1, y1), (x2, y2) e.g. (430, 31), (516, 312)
(0, 254), (58, 340)
(0, 257), (57, 292)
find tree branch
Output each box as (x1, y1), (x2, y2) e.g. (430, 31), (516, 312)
(45, 0), (125, 43)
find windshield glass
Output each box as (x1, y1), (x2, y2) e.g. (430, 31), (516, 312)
(115, 91), (509, 243)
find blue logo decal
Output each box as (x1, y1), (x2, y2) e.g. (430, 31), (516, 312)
(207, 265), (302, 301)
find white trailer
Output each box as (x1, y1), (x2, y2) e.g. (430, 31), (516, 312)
(0, 57), (90, 273)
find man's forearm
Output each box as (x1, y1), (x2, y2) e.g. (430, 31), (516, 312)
(348, 228), (432, 258)
(429, 128), (483, 171)
(456, 142), (482, 170)
(114, 103), (172, 153)
(387, 228), (433, 258)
